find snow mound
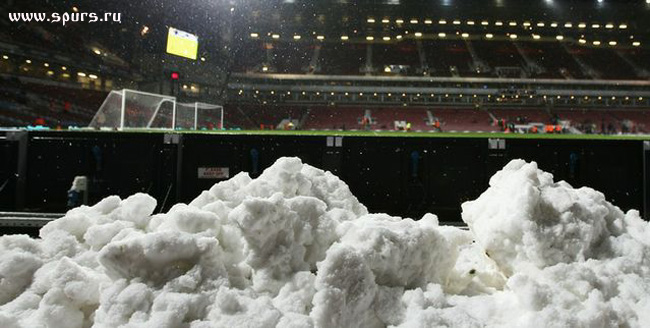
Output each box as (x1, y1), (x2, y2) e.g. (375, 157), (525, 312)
(0, 157), (649, 327)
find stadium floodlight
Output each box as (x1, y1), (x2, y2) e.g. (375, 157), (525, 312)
(633, 41), (641, 47)
(250, 33), (259, 38)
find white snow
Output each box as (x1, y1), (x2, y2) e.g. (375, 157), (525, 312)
(1, 157), (649, 327)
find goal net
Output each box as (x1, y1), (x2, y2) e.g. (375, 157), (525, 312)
(89, 89), (223, 130)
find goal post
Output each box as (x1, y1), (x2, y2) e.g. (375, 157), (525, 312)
(89, 89), (223, 130)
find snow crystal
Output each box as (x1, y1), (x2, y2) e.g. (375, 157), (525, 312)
(0, 157), (649, 327)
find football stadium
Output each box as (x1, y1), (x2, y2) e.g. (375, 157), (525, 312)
(1, 0), (650, 327)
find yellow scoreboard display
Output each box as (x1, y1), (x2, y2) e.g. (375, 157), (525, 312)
(166, 27), (198, 60)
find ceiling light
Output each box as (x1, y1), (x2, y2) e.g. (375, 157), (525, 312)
(396, 35), (403, 39)
(395, 19), (404, 24)
(88, 74), (98, 79)
(366, 36), (374, 41)
(495, 21), (503, 26)
(537, 22), (545, 27)
(316, 35), (325, 40)
(1, 55), (8, 60)
(564, 23), (573, 28)
(605, 23), (614, 29)
(467, 20), (475, 25)
(272, 34), (280, 39)
(633, 41), (641, 46)
(439, 19), (447, 24)
(608, 41), (617, 46)
(523, 21), (531, 27)
(462, 33), (469, 38)
(619, 24), (628, 29)
(25, 59), (31, 64)
(592, 24), (600, 28)
(424, 19), (433, 24)
(341, 35), (349, 40)
(383, 36), (391, 41)
(93, 49), (101, 55)
(556, 35), (564, 40)
(438, 32), (446, 38)
(382, 18), (390, 24)
(77, 72), (86, 77)
(415, 32), (423, 37)
(481, 21), (489, 26)
(486, 33), (494, 38)
(593, 40), (601, 45)
(293, 35), (301, 40)
(43, 63), (49, 67)
(578, 23), (586, 28)
(410, 19), (418, 24)
(453, 20), (461, 25)
(250, 33), (259, 38)
(550, 22), (558, 27)
(367, 18), (376, 23)
(509, 21), (517, 26)
(532, 34), (541, 40)
(510, 34), (518, 39)
(579, 39), (587, 44)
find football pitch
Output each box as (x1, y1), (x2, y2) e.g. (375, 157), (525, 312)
(110, 129), (650, 141)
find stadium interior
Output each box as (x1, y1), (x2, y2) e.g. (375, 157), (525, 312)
(1, 0), (649, 134)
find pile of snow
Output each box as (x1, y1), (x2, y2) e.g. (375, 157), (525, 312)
(1, 157), (649, 327)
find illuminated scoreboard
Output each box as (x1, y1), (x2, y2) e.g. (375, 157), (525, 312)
(166, 27), (198, 60)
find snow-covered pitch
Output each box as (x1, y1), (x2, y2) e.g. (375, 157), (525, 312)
(0, 157), (648, 327)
